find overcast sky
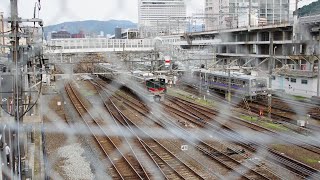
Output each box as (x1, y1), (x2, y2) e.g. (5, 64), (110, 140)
(0, 0), (318, 26)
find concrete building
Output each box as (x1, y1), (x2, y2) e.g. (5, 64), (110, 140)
(121, 28), (139, 39)
(51, 30), (71, 39)
(204, 0), (228, 31)
(71, 31), (85, 38)
(138, 0), (186, 37)
(204, 0), (290, 31)
(179, 14), (320, 70)
(176, 14), (320, 97)
(272, 69), (319, 98)
(115, 28), (122, 39)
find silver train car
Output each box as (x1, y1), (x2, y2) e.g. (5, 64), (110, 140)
(191, 69), (268, 99)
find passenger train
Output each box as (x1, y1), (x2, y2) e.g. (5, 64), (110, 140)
(94, 63), (167, 101)
(189, 69), (268, 99)
(130, 71), (167, 101)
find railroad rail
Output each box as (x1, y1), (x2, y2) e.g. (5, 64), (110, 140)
(182, 83), (320, 135)
(86, 77), (320, 179)
(65, 82), (149, 179)
(93, 78), (279, 179)
(91, 79), (214, 179)
(253, 97), (320, 120)
(167, 95), (320, 179)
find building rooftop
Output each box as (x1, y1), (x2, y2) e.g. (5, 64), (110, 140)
(274, 69), (318, 78)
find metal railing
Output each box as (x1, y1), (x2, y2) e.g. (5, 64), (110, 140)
(45, 38), (154, 53)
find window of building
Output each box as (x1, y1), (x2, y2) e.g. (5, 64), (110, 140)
(291, 78), (296, 83)
(301, 79), (308, 84)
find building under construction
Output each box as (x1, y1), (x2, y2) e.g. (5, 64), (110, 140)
(204, 0), (290, 31)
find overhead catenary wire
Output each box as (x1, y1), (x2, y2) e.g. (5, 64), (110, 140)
(0, 0), (44, 118)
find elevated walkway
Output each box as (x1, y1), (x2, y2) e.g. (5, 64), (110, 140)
(45, 38), (154, 54)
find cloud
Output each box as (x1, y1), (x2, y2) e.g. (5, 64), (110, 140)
(0, 0), (317, 26)
(0, 0), (204, 25)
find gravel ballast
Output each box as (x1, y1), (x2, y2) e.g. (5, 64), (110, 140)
(58, 143), (94, 180)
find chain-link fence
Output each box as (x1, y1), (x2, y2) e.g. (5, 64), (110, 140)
(0, 0), (320, 180)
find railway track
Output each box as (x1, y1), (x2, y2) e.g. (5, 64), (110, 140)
(88, 78), (320, 179)
(93, 78), (286, 179)
(181, 83), (320, 131)
(167, 95), (320, 179)
(181, 84), (320, 147)
(65, 82), (150, 179)
(164, 97), (300, 179)
(91, 79), (215, 179)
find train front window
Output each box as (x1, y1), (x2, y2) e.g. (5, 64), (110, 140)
(251, 80), (257, 87)
(154, 83), (161, 89)
(146, 80), (157, 89)
(256, 79), (267, 88)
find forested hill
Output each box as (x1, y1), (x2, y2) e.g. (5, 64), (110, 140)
(44, 20), (137, 36)
(298, 0), (320, 16)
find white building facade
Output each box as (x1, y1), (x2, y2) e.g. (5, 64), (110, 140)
(138, 0), (187, 37)
(204, 0), (290, 31)
(204, 0), (226, 31)
(272, 72), (318, 98)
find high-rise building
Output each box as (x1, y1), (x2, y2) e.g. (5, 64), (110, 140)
(257, 0), (290, 24)
(138, 0), (186, 36)
(204, 0), (229, 31)
(204, 0), (290, 31)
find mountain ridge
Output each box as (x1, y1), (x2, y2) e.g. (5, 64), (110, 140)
(44, 20), (137, 36)
(298, 0), (320, 16)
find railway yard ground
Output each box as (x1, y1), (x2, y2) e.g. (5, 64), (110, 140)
(41, 77), (320, 179)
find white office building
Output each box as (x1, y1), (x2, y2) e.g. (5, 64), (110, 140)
(204, 0), (228, 31)
(204, 0), (290, 31)
(138, 0), (187, 36)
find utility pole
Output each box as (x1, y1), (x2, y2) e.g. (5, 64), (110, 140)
(227, 65), (231, 102)
(168, 16), (171, 35)
(177, 19), (180, 34)
(6, 1), (43, 179)
(10, 0), (22, 179)
(268, 31), (274, 119)
(0, 12), (4, 53)
(317, 29), (320, 96)
(156, 20), (158, 37)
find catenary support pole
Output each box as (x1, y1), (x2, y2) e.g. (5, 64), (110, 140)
(10, 0), (22, 179)
(318, 29), (320, 97)
(268, 31), (274, 119)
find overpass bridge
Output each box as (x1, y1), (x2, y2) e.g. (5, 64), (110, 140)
(45, 38), (154, 54)
(299, 14), (320, 25)
(44, 15), (319, 55)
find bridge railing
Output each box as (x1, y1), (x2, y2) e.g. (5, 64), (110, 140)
(46, 38), (154, 53)
(299, 14), (320, 24)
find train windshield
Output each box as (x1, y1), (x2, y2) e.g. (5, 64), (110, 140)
(146, 79), (166, 89)
(252, 79), (267, 88)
